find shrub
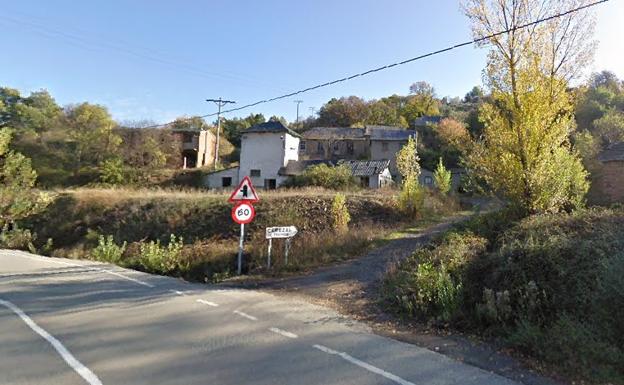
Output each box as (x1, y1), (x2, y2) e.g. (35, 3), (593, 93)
(382, 231), (487, 322)
(0, 223), (36, 252)
(433, 158), (451, 195)
(91, 235), (126, 264)
(99, 157), (125, 185)
(384, 208), (624, 383)
(138, 234), (185, 274)
(331, 193), (351, 232)
(289, 164), (355, 190)
(397, 175), (424, 219)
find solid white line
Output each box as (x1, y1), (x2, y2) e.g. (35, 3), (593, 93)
(196, 299), (219, 307)
(7, 251), (154, 288)
(233, 310), (258, 321)
(268, 327), (298, 339)
(0, 299), (103, 385)
(312, 344), (415, 385)
(170, 290), (185, 296)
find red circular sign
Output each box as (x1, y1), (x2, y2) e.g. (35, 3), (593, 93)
(231, 202), (255, 224)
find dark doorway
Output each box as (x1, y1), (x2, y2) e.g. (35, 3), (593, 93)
(264, 179), (277, 190)
(360, 177), (370, 188)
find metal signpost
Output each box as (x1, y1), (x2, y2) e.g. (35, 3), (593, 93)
(265, 226), (298, 268)
(229, 177), (259, 275)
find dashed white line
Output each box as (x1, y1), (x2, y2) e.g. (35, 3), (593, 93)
(0, 299), (103, 385)
(170, 290), (185, 296)
(269, 327), (298, 339)
(196, 299), (219, 307)
(313, 344), (415, 385)
(233, 310), (258, 321)
(7, 251), (154, 288)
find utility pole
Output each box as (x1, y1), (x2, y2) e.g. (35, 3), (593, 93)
(309, 106), (316, 116)
(206, 98), (235, 170)
(294, 100), (303, 123)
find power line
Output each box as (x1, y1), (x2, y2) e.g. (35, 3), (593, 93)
(145, 0), (608, 129)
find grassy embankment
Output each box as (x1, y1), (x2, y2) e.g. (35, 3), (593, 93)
(19, 187), (460, 282)
(382, 207), (624, 384)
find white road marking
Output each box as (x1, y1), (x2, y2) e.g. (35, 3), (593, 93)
(313, 344), (415, 385)
(196, 299), (219, 307)
(0, 299), (103, 385)
(233, 310), (258, 321)
(269, 327), (298, 339)
(7, 251), (154, 288)
(170, 290), (185, 296)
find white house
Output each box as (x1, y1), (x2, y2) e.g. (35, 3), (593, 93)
(205, 121), (301, 189)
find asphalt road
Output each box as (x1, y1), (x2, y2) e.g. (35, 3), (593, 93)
(0, 249), (520, 385)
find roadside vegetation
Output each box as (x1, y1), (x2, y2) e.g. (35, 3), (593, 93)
(12, 186), (460, 282)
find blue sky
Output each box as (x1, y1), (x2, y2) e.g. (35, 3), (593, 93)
(1, 0), (622, 124)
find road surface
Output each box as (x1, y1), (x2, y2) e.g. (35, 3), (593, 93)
(0, 249), (519, 385)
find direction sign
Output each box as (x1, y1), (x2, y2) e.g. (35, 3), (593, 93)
(228, 176), (259, 203)
(231, 202), (255, 224)
(266, 226), (298, 239)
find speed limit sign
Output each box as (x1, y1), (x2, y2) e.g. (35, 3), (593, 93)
(231, 202), (255, 224)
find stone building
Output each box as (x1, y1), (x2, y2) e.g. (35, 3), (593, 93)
(170, 128), (216, 169)
(596, 142), (624, 203)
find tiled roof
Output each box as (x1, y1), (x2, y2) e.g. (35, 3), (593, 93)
(413, 116), (442, 126)
(245, 121), (301, 138)
(302, 126), (414, 141)
(597, 142), (624, 162)
(338, 159), (391, 176)
(302, 127), (366, 140)
(366, 127), (416, 141)
(278, 160), (335, 176)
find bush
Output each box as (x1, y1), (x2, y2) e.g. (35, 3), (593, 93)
(91, 235), (126, 264)
(433, 158), (451, 195)
(0, 223), (36, 252)
(137, 234), (185, 275)
(383, 208), (624, 383)
(99, 157), (125, 185)
(397, 175), (425, 219)
(288, 164), (355, 190)
(382, 231), (487, 322)
(331, 193), (351, 232)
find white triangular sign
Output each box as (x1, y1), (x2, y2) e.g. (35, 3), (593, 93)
(229, 176), (259, 203)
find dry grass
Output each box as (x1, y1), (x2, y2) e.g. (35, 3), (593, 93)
(60, 186), (397, 205)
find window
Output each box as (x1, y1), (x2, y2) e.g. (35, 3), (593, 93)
(424, 176), (433, 185)
(299, 141), (306, 151)
(333, 142), (340, 151)
(221, 177), (232, 187)
(250, 169), (261, 177)
(381, 142), (389, 152)
(317, 142), (324, 154)
(347, 142), (354, 155)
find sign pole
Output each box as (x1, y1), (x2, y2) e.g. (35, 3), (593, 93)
(284, 238), (291, 265)
(237, 223), (245, 275)
(267, 238), (272, 269)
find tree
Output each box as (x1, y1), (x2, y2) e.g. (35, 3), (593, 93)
(317, 96), (369, 127)
(65, 103), (121, 165)
(396, 137), (424, 218)
(0, 128), (49, 228)
(396, 136), (421, 181)
(434, 158), (452, 195)
(593, 110), (624, 146)
(462, 0), (595, 213)
(436, 118), (469, 146)
(403, 83), (440, 125)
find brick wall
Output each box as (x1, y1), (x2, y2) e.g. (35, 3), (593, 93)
(595, 161), (624, 203)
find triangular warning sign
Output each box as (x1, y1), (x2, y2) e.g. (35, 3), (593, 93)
(228, 176), (259, 203)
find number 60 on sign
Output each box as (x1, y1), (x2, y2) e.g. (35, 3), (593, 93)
(231, 202), (255, 224)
